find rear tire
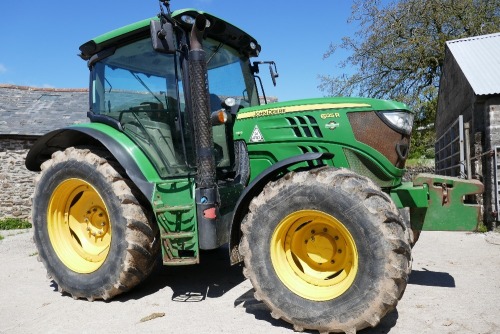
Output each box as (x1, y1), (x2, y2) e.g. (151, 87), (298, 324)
(32, 147), (159, 300)
(240, 167), (411, 333)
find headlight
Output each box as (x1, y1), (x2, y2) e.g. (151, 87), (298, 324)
(376, 110), (414, 135)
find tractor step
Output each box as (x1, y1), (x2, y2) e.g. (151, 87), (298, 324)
(161, 233), (199, 265)
(153, 181), (199, 265)
(161, 231), (196, 239)
(155, 205), (193, 213)
(160, 229), (198, 265)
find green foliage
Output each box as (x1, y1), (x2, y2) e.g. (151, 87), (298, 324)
(320, 0), (500, 155)
(476, 222), (488, 233)
(0, 234), (4, 241)
(410, 96), (437, 159)
(0, 218), (32, 230)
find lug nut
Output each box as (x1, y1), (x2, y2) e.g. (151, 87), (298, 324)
(334, 236), (339, 240)
(323, 228), (328, 232)
(338, 249), (342, 253)
(311, 230), (315, 234)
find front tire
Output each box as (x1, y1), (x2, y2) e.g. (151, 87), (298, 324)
(32, 147), (159, 300)
(240, 167), (411, 333)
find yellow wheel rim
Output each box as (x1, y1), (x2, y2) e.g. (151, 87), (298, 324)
(270, 210), (358, 301)
(47, 178), (111, 274)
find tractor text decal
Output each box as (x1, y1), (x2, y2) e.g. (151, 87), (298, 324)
(320, 113), (341, 119)
(237, 103), (371, 120)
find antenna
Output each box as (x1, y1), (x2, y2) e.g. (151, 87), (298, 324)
(159, 0), (172, 16)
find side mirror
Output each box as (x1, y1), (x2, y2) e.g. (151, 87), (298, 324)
(150, 20), (176, 54)
(251, 61), (279, 86)
(268, 62), (279, 87)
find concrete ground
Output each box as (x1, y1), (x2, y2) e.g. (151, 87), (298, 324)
(0, 229), (499, 334)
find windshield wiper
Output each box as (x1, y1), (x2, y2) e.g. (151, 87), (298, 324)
(206, 42), (223, 65)
(129, 71), (165, 107)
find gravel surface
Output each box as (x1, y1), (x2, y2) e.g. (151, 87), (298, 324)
(1, 229), (499, 334)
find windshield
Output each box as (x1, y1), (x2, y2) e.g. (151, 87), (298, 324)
(203, 38), (259, 110)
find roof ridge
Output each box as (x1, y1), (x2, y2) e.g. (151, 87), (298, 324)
(447, 32), (500, 45)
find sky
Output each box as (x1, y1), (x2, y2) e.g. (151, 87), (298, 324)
(0, 1), (357, 102)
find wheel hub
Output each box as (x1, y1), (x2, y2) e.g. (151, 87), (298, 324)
(47, 178), (112, 274)
(84, 206), (109, 238)
(305, 231), (335, 264)
(270, 210), (358, 301)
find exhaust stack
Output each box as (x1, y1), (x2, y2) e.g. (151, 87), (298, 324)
(189, 14), (219, 250)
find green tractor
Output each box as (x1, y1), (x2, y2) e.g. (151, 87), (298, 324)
(26, 2), (483, 333)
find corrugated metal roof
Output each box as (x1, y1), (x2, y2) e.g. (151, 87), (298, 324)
(446, 32), (500, 96)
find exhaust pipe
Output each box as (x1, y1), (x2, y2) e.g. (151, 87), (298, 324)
(189, 14), (219, 250)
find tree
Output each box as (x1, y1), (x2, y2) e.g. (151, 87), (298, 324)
(319, 0), (500, 159)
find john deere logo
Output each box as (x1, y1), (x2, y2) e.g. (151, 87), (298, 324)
(325, 121), (339, 130)
(250, 125), (265, 142)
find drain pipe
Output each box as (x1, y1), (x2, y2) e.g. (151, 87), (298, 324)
(189, 14), (219, 250)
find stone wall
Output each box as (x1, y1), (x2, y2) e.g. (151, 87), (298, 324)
(403, 165), (436, 182)
(0, 137), (37, 220)
(0, 85), (88, 221)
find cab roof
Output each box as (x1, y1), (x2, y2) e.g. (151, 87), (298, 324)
(79, 8), (261, 60)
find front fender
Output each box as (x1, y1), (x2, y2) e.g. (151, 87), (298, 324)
(25, 123), (160, 201)
(228, 152), (334, 265)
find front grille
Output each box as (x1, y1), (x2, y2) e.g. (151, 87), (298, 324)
(348, 112), (410, 168)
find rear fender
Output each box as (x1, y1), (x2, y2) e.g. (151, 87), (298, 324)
(228, 152), (334, 265)
(25, 125), (158, 201)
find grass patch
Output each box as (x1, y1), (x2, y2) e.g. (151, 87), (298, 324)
(476, 222), (488, 233)
(0, 218), (32, 230)
(0, 234), (4, 241)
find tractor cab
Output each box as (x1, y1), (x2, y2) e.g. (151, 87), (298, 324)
(80, 9), (264, 180)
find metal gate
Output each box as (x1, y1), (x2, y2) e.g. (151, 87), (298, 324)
(435, 115), (467, 178)
(493, 146), (500, 219)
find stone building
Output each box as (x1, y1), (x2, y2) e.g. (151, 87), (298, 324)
(0, 84), (87, 219)
(435, 32), (500, 228)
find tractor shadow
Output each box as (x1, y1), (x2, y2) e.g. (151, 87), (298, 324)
(234, 289), (301, 332)
(50, 253), (452, 333)
(232, 268), (453, 334)
(114, 244), (246, 302)
(234, 289), (400, 334)
(408, 268), (456, 287)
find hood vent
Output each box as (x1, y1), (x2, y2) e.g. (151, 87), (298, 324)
(285, 116), (323, 138)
